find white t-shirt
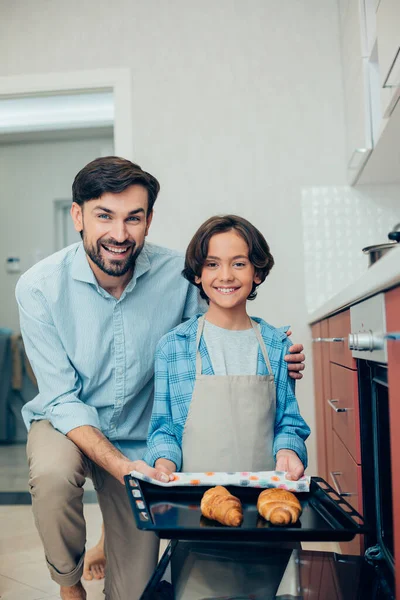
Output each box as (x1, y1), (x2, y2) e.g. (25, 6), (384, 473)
(202, 320), (259, 376)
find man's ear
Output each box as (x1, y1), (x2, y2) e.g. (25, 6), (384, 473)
(145, 210), (154, 236)
(70, 202), (83, 233)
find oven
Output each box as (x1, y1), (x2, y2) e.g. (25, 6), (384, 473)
(349, 293), (395, 594)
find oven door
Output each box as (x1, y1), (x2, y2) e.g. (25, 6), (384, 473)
(359, 360), (394, 585)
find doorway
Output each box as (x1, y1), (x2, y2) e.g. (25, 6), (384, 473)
(0, 68), (133, 500)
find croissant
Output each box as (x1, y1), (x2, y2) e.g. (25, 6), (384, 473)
(200, 486), (243, 527)
(257, 488), (302, 526)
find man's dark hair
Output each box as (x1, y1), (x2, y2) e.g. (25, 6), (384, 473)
(183, 214), (274, 302)
(72, 156), (160, 214)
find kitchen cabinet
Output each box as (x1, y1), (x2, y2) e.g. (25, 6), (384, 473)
(299, 552), (340, 599)
(339, 0), (400, 183)
(340, 0), (373, 183)
(329, 364), (361, 464)
(311, 323), (327, 480)
(330, 430), (364, 556)
(328, 311), (356, 369)
(297, 549), (378, 599)
(385, 286), (400, 600)
(376, 0), (400, 117)
(312, 308), (362, 555)
(331, 430), (363, 515)
(342, 58), (372, 181)
(321, 319), (334, 485)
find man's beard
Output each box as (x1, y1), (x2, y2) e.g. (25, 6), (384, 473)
(82, 232), (144, 277)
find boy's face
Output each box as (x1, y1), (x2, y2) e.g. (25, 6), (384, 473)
(195, 230), (261, 309)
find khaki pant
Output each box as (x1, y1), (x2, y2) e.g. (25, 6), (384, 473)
(27, 420), (159, 600)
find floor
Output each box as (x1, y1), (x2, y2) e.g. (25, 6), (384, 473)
(0, 444), (29, 493)
(0, 445), (341, 599)
(0, 503), (106, 600)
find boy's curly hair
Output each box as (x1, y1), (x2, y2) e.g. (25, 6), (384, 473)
(182, 214), (274, 302)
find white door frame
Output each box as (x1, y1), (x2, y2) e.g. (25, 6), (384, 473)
(0, 68), (134, 159)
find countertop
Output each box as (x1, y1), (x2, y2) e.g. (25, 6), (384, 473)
(308, 246), (400, 324)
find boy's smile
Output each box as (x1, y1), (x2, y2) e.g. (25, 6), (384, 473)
(215, 286), (240, 295)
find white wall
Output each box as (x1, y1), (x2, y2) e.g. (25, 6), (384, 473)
(302, 184), (400, 313)
(0, 0), (348, 474)
(0, 135), (113, 332)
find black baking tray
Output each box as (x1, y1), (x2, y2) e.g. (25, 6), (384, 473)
(124, 475), (368, 542)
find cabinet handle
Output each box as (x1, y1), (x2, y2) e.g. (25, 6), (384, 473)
(312, 337), (345, 343)
(330, 471), (354, 497)
(383, 47), (400, 88)
(327, 399), (351, 413)
(348, 148), (370, 170)
(385, 332), (400, 341)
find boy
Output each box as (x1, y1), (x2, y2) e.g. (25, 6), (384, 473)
(144, 215), (310, 478)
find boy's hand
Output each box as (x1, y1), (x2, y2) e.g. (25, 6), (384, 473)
(275, 449), (305, 480)
(155, 458), (176, 477)
(119, 458), (175, 484)
(284, 331), (305, 380)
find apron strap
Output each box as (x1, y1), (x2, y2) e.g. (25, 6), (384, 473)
(250, 319), (273, 375)
(195, 315), (273, 376)
(195, 315), (206, 375)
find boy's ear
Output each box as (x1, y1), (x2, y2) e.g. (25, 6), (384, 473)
(254, 273), (262, 285)
(194, 276), (202, 284)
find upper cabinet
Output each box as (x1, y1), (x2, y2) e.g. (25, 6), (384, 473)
(339, 0), (400, 184)
(376, 0), (400, 117)
(341, 1), (373, 183)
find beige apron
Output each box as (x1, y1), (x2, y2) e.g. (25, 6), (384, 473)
(182, 315), (276, 473)
(174, 316), (299, 599)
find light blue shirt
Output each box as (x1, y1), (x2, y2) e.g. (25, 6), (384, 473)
(16, 242), (203, 461)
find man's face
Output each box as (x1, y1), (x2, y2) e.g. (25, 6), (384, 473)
(71, 184), (153, 277)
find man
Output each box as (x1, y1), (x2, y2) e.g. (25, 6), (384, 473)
(16, 157), (305, 600)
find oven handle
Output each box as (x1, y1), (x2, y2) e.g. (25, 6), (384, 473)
(312, 337), (345, 343)
(314, 331), (400, 344)
(385, 332), (400, 340)
(330, 471), (354, 497)
(327, 399), (351, 413)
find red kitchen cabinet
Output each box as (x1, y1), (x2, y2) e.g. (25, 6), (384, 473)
(299, 552), (341, 599)
(311, 309), (362, 556)
(385, 286), (400, 600)
(321, 319), (334, 483)
(312, 322), (327, 480)
(328, 311), (357, 370)
(329, 364), (361, 465)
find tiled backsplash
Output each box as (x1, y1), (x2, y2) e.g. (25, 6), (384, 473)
(301, 185), (400, 314)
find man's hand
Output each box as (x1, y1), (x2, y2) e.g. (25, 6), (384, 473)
(66, 425), (177, 486)
(118, 458), (176, 485)
(284, 330), (305, 380)
(275, 449), (305, 481)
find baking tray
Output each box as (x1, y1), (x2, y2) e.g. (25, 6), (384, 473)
(124, 475), (368, 542)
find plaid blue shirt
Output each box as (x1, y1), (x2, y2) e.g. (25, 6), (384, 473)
(144, 315), (310, 470)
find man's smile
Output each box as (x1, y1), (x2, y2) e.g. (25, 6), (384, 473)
(101, 244), (132, 258)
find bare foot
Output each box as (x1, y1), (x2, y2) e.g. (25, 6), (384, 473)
(60, 581), (87, 599)
(83, 524), (106, 581)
